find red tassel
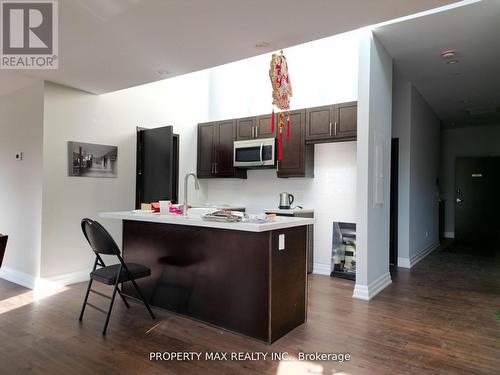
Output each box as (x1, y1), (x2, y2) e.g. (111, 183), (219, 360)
(271, 109), (275, 133)
(286, 117), (291, 139)
(278, 130), (283, 161)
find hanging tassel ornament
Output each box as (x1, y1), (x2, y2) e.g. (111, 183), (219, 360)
(286, 112), (291, 139)
(271, 108), (275, 133)
(278, 113), (284, 160)
(279, 128), (283, 161)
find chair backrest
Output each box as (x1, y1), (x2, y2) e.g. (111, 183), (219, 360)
(81, 218), (121, 256)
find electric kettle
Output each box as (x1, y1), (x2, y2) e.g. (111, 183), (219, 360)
(279, 192), (294, 209)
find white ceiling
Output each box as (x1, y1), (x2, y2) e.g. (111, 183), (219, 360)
(375, 0), (500, 128)
(2, 0), (457, 95)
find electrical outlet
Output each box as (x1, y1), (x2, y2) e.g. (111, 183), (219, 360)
(15, 152), (23, 161)
(278, 234), (285, 250)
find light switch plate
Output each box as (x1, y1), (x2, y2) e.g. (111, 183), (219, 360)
(15, 152), (23, 161)
(278, 234), (285, 250)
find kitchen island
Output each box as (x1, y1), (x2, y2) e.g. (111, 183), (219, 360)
(100, 211), (314, 343)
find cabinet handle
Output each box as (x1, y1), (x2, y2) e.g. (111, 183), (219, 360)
(334, 122), (338, 136)
(255, 126), (259, 138)
(214, 162), (217, 174)
(329, 122), (333, 136)
(212, 162), (214, 175)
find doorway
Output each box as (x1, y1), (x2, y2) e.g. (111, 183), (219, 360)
(454, 157), (500, 250)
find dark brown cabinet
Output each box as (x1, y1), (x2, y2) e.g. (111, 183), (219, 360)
(197, 121), (246, 179)
(236, 117), (255, 140)
(277, 109), (314, 178)
(335, 101), (357, 138)
(198, 101), (355, 179)
(306, 101), (357, 143)
(236, 114), (276, 140)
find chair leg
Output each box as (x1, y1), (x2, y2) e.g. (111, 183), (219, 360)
(117, 287), (130, 309)
(130, 278), (156, 320)
(102, 278), (120, 335)
(79, 278), (93, 321)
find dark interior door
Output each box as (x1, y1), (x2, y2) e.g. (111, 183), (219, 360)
(136, 126), (176, 207)
(455, 157), (500, 243)
(389, 138), (399, 266)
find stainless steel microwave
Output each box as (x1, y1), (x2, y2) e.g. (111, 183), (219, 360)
(233, 138), (276, 168)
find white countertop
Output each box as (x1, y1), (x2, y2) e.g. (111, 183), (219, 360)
(264, 208), (314, 215)
(99, 211), (314, 233)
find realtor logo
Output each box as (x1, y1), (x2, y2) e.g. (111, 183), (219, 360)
(1, 0), (58, 69)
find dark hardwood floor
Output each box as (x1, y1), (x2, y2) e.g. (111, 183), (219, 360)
(0, 246), (499, 375)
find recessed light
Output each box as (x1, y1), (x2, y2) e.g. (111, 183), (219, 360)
(157, 69), (170, 75)
(255, 41), (270, 49)
(441, 50), (457, 59)
(447, 59), (458, 65)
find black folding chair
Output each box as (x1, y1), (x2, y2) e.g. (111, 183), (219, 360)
(79, 218), (155, 334)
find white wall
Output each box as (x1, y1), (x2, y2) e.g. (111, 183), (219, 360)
(41, 73), (211, 279)
(353, 30), (393, 300)
(440, 124), (500, 237)
(205, 30), (360, 273)
(408, 86), (440, 261)
(392, 81), (411, 261)
(392, 81), (440, 267)
(0, 82), (44, 285)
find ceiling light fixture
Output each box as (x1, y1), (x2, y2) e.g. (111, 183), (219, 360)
(441, 50), (457, 59)
(446, 59), (459, 65)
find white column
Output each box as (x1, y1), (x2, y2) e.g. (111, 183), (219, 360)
(353, 29), (393, 300)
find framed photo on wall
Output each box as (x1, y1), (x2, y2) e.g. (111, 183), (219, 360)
(68, 141), (118, 178)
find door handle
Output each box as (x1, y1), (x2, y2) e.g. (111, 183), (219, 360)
(260, 143), (264, 165)
(456, 198), (463, 203)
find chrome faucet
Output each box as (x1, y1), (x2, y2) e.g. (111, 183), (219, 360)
(183, 172), (200, 215)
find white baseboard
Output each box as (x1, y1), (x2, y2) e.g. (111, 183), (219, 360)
(0, 266), (90, 291)
(397, 257), (411, 268)
(352, 272), (392, 301)
(444, 231), (455, 239)
(398, 242), (440, 269)
(0, 267), (37, 289)
(46, 269), (90, 285)
(313, 262), (331, 276)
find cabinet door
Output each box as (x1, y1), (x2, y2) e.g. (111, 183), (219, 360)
(215, 120), (236, 176)
(277, 109), (311, 178)
(306, 105), (335, 141)
(197, 122), (215, 178)
(334, 101), (357, 138)
(236, 117), (255, 140)
(255, 113), (276, 139)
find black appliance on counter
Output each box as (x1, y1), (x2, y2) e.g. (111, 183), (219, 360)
(136, 126), (179, 208)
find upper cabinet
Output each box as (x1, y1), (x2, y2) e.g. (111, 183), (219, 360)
(236, 114), (276, 140)
(197, 121), (247, 179)
(335, 101), (357, 138)
(306, 101), (357, 143)
(277, 109), (314, 178)
(197, 101), (356, 179)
